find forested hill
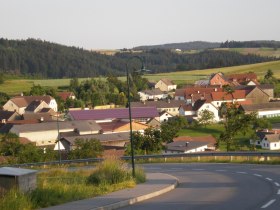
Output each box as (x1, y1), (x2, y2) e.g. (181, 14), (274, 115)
(133, 41), (221, 51)
(220, 40), (280, 48)
(0, 38), (278, 78)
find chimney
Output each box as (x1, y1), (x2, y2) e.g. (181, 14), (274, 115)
(186, 142), (189, 147)
(2, 119), (6, 124)
(20, 92), (24, 96)
(215, 88), (217, 92)
(40, 117), (44, 122)
(167, 99), (170, 103)
(197, 91), (200, 94)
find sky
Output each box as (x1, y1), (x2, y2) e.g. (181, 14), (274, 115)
(1, 0), (280, 50)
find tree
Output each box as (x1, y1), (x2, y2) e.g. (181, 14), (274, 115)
(218, 104), (257, 151)
(126, 127), (162, 155)
(198, 109), (215, 127)
(264, 69), (274, 80)
(68, 138), (103, 159)
(0, 92), (9, 106)
(160, 116), (188, 143)
(0, 133), (22, 157)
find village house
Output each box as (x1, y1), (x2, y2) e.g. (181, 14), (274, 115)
(164, 141), (209, 154)
(211, 90), (246, 107)
(3, 95), (57, 114)
(235, 86), (270, 104)
(138, 89), (167, 101)
(131, 100), (183, 116)
(227, 72), (258, 85)
(251, 130), (280, 150)
(55, 132), (130, 152)
(209, 73), (229, 86)
(57, 91), (76, 101)
(9, 120), (102, 146)
(240, 102), (280, 118)
(155, 79), (177, 92)
(179, 99), (220, 122)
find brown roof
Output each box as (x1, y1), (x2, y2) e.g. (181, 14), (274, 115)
(173, 135), (216, 146)
(227, 73), (257, 82)
(175, 88), (186, 97)
(160, 78), (174, 86)
(58, 92), (75, 101)
(11, 96), (54, 108)
(241, 102), (280, 112)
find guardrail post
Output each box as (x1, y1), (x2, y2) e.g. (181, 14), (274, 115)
(197, 156), (200, 161)
(164, 157), (167, 162)
(230, 156), (233, 162)
(181, 157), (184, 161)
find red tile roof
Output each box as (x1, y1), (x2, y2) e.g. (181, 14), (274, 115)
(211, 90), (246, 101)
(58, 92), (75, 101)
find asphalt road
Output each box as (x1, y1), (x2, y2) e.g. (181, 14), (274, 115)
(119, 163), (280, 210)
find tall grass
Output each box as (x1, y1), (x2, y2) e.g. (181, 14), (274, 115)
(0, 158), (146, 210)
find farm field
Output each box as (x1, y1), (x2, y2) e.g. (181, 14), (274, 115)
(1, 60), (279, 96)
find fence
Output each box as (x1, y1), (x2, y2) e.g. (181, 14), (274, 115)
(6, 151), (280, 168)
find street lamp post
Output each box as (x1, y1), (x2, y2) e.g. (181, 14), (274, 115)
(56, 112), (62, 164)
(126, 56), (148, 177)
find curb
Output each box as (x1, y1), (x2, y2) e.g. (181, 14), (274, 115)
(91, 173), (179, 210)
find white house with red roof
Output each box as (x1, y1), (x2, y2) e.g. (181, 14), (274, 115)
(211, 90), (246, 107)
(179, 99), (220, 122)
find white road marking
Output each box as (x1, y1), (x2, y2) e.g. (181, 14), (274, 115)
(216, 169), (227, 172)
(261, 199), (276, 208)
(274, 182), (280, 187)
(236, 171), (247, 174)
(277, 189), (280, 195)
(253, 174), (262, 177)
(266, 178), (273, 181)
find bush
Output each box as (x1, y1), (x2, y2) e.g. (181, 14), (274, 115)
(87, 158), (132, 185)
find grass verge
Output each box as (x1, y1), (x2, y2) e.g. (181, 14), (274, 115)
(0, 158), (145, 210)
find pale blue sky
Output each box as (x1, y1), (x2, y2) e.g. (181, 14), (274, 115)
(1, 0), (279, 49)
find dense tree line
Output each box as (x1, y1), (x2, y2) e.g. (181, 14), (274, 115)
(133, 41), (221, 51)
(220, 40), (280, 48)
(0, 38), (278, 78)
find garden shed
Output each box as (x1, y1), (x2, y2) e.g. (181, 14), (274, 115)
(0, 167), (37, 194)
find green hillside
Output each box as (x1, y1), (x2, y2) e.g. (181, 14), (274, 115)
(1, 60), (279, 96)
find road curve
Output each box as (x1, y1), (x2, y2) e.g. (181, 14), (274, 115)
(119, 163), (280, 210)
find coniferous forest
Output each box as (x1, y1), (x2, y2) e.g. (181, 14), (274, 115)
(0, 38), (278, 78)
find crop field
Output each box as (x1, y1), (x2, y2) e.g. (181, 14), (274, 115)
(1, 60), (279, 96)
(218, 48), (280, 58)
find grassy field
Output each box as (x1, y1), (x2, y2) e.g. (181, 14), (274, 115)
(1, 60), (279, 95)
(218, 48), (280, 58)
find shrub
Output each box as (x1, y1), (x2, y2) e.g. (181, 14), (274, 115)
(87, 158), (132, 185)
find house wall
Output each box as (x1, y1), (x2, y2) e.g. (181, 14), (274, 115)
(159, 112), (173, 122)
(210, 74), (228, 86)
(18, 173), (37, 193)
(262, 89), (274, 99)
(49, 99), (58, 112)
(197, 103), (220, 122)
(165, 145), (208, 154)
(179, 107), (195, 116)
(155, 80), (168, 92)
(246, 88), (270, 104)
(167, 85), (177, 91)
(211, 99), (246, 107)
(258, 110), (280, 118)
(261, 140), (280, 150)
(158, 107), (179, 116)
(3, 101), (25, 115)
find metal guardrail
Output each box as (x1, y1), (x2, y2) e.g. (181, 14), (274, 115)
(6, 151), (280, 168)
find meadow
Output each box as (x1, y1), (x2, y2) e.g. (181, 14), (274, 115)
(1, 60), (280, 95)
